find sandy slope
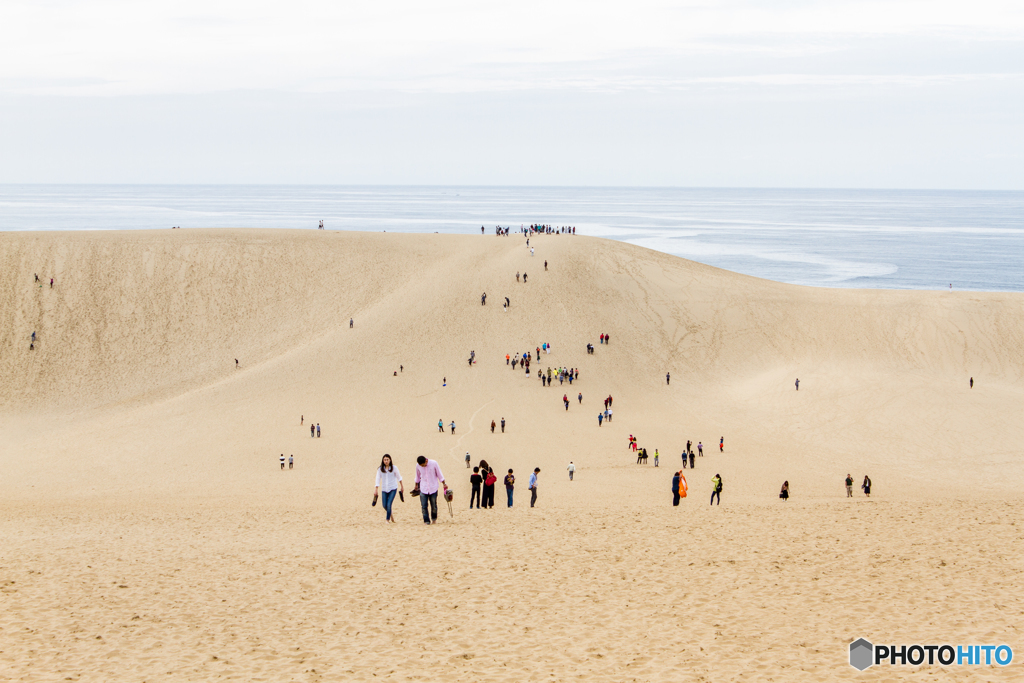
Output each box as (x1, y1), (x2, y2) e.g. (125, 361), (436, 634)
(1, 229), (1023, 681)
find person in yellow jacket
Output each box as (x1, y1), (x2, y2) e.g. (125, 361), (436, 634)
(710, 474), (722, 506)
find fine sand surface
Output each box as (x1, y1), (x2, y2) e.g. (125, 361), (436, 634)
(1, 228), (1023, 681)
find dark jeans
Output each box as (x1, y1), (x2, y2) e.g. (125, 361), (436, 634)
(420, 491), (439, 522)
(470, 486), (481, 508)
(530, 487), (538, 507)
(673, 493), (680, 506)
(484, 485), (495, 508)
(506, 487), (514, 507)
(381, 489), (397, 520)
(710, 490), (720, 505)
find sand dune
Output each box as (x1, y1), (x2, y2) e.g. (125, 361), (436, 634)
(1, 229), (1023, 680)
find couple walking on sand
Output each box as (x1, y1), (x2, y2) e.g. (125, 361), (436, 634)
(373, 455), (451, 524)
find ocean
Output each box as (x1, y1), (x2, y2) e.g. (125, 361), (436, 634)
(1, 185), (1021, 292)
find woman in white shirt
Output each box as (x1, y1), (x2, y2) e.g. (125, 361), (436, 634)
(374, 454), (404, 523)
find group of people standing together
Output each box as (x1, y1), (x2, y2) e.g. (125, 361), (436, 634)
(508, 351), (533, 375)
(542, 366), (577, 387)
(527, 224), (575, 234)
(467, 459), (540, 508)
(372, 454), (545, 525)
(597, 394), (615, 426)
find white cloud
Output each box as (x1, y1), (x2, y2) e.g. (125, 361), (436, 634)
(2, 0), (1024, 95)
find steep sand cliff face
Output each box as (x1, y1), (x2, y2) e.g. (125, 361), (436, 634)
(2, 229), (1021, 499)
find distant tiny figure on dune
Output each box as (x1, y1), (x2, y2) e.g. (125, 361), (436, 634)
(795, 378), (800, 391)
(666, 372), (670, 385)
(698, 442), (703, 457)
(779, 481), (789, 501)
(438, 419), (444, 433)
(720, 437), (724, 452)
(516, 272), (520, 282)
(235, 359), (239, 368)
(289, 455), (294, 469)
(311, 424), (315, 438)
(50, 278), (54, 288)
(862, 475), (872, 497)
(481, 292), (487, 305)
(544, 260), (548, 270)
(316, 423), (321, 438)
(970, 377), (974, 388)
(450, 421), (456, 435)
(279, 454), (285, 470)
(35, 273), (39, 282)
(350, 318), (353, 328)
(501, 417), (506, 433)
(846, 474), (854, 497)
(301, 415), (303, 425)
(711, 474), (722, 505)
(491, 420), (496, 433)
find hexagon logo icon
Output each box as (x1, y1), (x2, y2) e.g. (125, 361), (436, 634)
(850, 638), (874, 670)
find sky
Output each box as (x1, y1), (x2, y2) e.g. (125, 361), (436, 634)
(1, 0), (1022, 187)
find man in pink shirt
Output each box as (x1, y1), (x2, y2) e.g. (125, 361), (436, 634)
(415, 456), (447, 524)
